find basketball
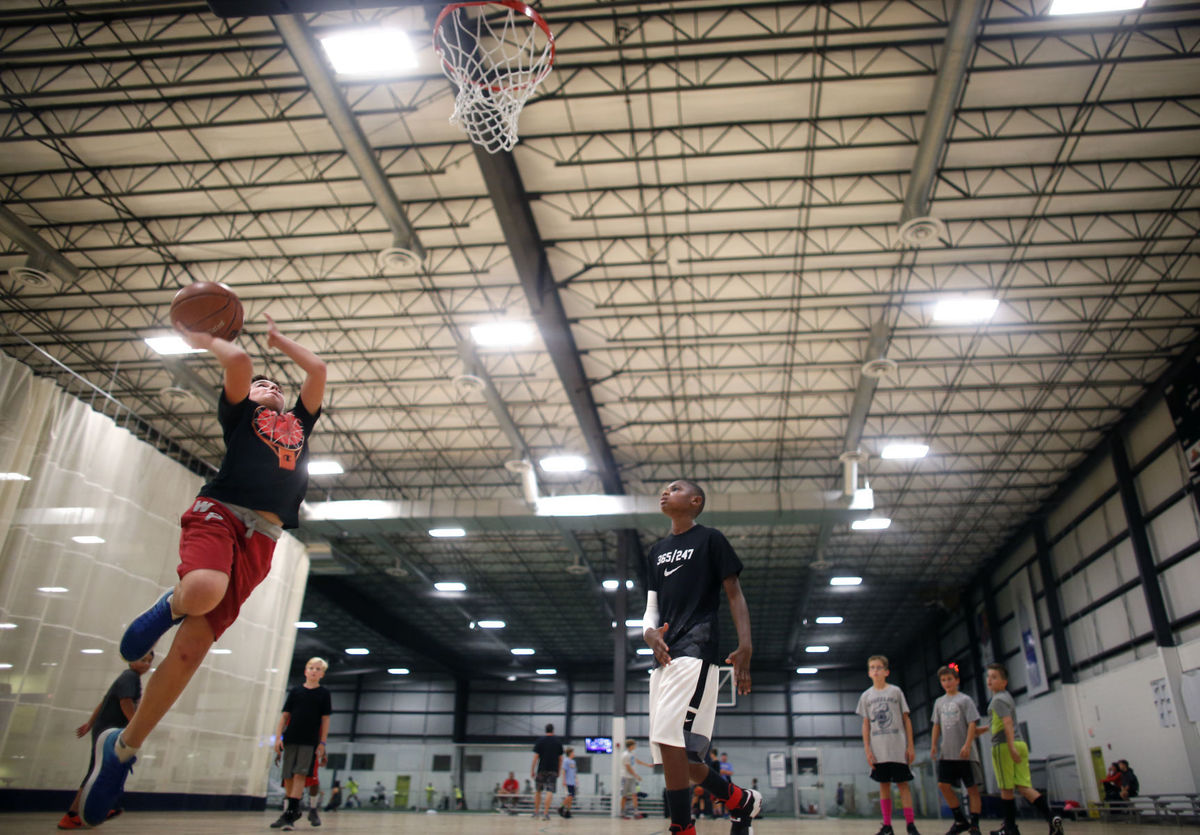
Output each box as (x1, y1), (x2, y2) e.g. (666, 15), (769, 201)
(169, 282), (243, 342)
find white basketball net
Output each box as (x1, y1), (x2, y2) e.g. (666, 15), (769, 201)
(434, 2), (554, 153)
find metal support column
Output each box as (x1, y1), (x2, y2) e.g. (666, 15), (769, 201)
(349, 674), (364, 742)
(963, 589), (989, 709)
(611, 530), (631, 817)
(453, 677), (470, 743)
(982, 574), (1005, 666)
(1033, 521), (1076, 685)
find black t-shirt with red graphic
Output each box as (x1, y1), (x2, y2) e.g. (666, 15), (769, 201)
(198, 393), (320, 529)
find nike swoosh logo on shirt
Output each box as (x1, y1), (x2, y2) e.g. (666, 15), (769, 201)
(663, 565), (685, 577)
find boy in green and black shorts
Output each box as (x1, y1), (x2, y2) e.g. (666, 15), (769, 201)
(982, 664), (1062, 835)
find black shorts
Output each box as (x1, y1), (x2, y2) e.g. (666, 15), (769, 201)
(870, 762), (914, 783)
(565, 784), (576, 797)
(535, 771), (557, 792)
(937, 760), (976, 788)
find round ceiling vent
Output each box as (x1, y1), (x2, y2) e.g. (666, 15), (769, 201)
(377, 246), (424, 274)
(452, 373), (485, 399)
(861, 357), (899, 379)
(504, 458), (532, 474)
(159, 385), (195, 406)
(564, 562), (590, 575)
(897, 216), (948, 247)
(385, 565), (409, 578)
(8, 265), (58, 290)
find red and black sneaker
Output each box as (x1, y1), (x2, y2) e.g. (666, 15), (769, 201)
(56, 812), (82, 830)
(669, 823), (697, 835)
(729, 785), (763, 834)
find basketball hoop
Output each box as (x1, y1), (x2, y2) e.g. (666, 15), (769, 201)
(433, 0), (555, 153)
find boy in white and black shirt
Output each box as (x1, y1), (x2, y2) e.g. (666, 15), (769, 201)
(642, 479), (761, 835)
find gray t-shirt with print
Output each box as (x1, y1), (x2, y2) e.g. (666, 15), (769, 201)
(856, 684), (910, 764)
(931, 692), (980, 761)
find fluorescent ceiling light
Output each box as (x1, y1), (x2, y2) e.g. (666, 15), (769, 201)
(307, 460), (344, 475)
(71, 535), (105, 544)
(1049, 0), (1144, 13)
(210, 648), (232, 655)
(602, 579), (634, 590)
(881, 443), (929, 460)
(0, 472), (30, 481)
(429, 527), (466, 538)
(796, 667), (819, 674)
(932, 297), (999, 324)
(0, 623), (16, 629)
(511, 648), (535, 656)
(540, 455), (587, 473)
(320, 27), (418, 76)
(470, 321), (534, 347)
(80, 648), (103, 654)
(852, 517), (892, 531)
(625, 619), (644, 628)
(38, 586), (68, 593)
(506, 675), (517, 681)
(815, 616), (843, 624)
(388, 667), (410, 675)
(304, 500), (397, 521)
(345, 647), (370, 655)
(144, 335), (205, 355)
(0, 663), (11, 669)
(536, 668), (557, 675)
(636, 648), (653, 656)
(830, 576), (863, 586)
(536, 494), (628, 517)
(434, 581), (467, 592)
(805, 645), (830, 653)
(477, 620), (506, 629)
(295, 621), (318, 629)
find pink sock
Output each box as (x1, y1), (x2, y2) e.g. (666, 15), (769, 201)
(881, 798), (893, 826)
(904, 807), (915, 825)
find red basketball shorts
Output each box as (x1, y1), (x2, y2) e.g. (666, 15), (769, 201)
(177, 497), (277, 640)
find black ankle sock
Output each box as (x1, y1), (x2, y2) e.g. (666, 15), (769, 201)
(971, 812), (980, 826)
(699, 768), (730, 801)
(286, 797), (299, 815)
(1003, 799), (1018, 828)
(952, 805), (967, 823)
(1032, 794), (1051, 822)
(666, 788), (691, 828)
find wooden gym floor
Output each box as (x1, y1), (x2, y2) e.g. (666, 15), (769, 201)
(3, 811), (1191, 834)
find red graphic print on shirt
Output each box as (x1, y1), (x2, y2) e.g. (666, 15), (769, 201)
(253, 407), (306, 470)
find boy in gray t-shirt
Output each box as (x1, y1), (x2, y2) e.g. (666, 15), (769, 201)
(856, 654), (918, 835)
(931, 664), (981, 835)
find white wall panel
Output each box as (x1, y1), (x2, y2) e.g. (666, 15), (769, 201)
(1137, 446), (1188, 510)
(1147, 498), (1200, 562)
(1128, 400), (1174, 464)
(1048, 457), (1115, 537)
(1161, 558), (1200, 622)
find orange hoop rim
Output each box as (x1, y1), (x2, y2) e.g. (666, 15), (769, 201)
(433, 0), (556, 92)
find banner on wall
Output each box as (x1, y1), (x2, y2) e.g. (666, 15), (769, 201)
(1164, 353), (1200, 511)
(767, 751), (787, 788)
(1011, 569), (1049, 696)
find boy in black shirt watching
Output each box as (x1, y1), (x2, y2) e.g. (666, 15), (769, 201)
(58, 652), (153, 830)
(79, 314), (325, 827)
(642, 479), (760, 835)
(273, 657), (333, 829)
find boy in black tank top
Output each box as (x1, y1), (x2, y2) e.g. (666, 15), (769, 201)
(79, 314), (326, 827)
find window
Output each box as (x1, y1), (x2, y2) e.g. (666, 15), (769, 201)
(465, 755), (482, 772)
(351, 753), (374, 771)
(326, 752), (347, 771)
(432, 754), (452, 772)
(575, 756), (591, 775)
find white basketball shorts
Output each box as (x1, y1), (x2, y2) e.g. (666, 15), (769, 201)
(648, 655), (718, 765)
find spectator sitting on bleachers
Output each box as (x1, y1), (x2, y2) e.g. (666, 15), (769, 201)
(1102, 763), (1122, 802)
(1118, 760), (1139, 800)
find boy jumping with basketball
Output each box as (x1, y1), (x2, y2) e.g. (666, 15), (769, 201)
(79, 313), (325, 827)
(643, 479), (761, 835)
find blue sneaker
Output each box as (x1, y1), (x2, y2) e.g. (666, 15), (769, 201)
(120, 589), (182, 661)
(80, 728), (135, 827)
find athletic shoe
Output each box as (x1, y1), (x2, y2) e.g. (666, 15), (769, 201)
(1050, 817), (1064, 835)
(57, 812), (82, 830)
(946, 821), (972, 835)
(970, 827), (982, 835)
(729, 786), (763, 834)
(991, 828), (1020, 835)
(308, 807), (321, 826)
(908, 824), (922, 835)
(269, 812), (292, 829)
(877, 826), (896, 835)
(119, 589), (182, 661)
(669, 824), (697, 835)
(79, 728), (135, 827)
